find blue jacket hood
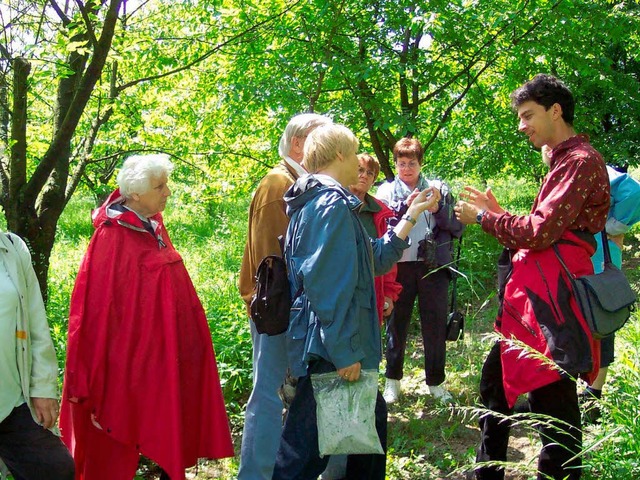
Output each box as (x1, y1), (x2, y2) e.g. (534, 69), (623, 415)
(284, 174), (362, 218)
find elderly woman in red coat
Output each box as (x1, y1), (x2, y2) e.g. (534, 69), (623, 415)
(60, 154), (233, 480)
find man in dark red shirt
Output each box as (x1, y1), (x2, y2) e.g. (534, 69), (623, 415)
(455, 74), (610, 480)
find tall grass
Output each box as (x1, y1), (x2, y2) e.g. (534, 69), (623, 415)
(580, 316), (640, 479)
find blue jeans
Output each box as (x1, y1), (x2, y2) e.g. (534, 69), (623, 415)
(238, 320), (289, 480)
(0, 403), (74, 480)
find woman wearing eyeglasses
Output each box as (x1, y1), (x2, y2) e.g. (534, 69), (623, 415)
(376, 138), (464, 405)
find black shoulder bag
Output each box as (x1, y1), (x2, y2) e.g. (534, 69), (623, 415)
(554, 231), (636, 339)
(250, 236), (302, 336)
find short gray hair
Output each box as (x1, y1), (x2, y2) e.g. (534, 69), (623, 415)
(303, 124), (359, 173)
(117, 154), (174, 198)
(278, 113), (332, 159)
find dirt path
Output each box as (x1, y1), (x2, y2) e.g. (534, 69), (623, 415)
(383, 335), (542, 480)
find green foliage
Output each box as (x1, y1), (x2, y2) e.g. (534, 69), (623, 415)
(4, 0), (640, 305)
(582, 324), (640, 478)
(167, 193), (254, 415)
(579, 231), (640, 479)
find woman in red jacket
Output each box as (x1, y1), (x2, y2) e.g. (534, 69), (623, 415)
(60, 154), (233, 480)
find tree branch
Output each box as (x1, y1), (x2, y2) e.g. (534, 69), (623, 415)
(66, 105), (114, 202)
(9, 57), (30, 203)
(24, 0), (122, 206)
(0, 42), (10, 61)
(48, 0), (72, 26)
(422, 60), (495, 152)
(0, 150), (9, 207)
(306, 0), (346, 110)
(116, 1), (302, 93)
(74, 0), (99, 48)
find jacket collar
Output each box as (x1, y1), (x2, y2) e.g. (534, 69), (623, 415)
(283, 156), (306, 178)
(94, 189), (166, 248)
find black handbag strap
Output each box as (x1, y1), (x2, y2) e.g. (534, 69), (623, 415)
(552, 243), (583, 311)
(449, 236), (462, 312)
(556, 229), (610, 276)
(553, 231), (607, 296)
(600, 229), (612, 265)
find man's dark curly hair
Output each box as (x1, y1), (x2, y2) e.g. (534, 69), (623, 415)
(510, 74), (575, 125)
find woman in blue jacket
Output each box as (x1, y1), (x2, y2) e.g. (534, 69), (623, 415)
(271, 124), (441, 480)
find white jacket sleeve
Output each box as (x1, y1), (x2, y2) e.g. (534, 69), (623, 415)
(12, 234), (58, 399)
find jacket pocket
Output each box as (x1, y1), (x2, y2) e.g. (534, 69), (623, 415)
(354, 286), (372, 310)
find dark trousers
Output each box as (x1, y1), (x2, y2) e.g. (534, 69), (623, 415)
(0, 403), (75, 480)
(272, 360), (387, 480)
(385, 262), (449, 385)
(476, 343), (582, 480)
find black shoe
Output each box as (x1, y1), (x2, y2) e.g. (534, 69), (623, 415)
(579, 389), (602, 424)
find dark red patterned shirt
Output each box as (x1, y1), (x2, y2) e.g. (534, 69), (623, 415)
(482, 135), (610, 250)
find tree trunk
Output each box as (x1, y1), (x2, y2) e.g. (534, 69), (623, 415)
(3, 57), (56, 299)
(3, 1), (122, 301)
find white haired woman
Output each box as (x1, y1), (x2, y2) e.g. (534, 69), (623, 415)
(60, 154), (233, 480)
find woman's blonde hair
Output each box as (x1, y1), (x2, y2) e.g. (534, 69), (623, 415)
(303, 124), (359, 173)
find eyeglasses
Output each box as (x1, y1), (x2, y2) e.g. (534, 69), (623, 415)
(358, 167), (375, 178)
(397, 161), (420, 170)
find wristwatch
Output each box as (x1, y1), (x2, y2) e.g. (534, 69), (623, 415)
(476, 209), (486, 225)
(402, 213), (417, 225)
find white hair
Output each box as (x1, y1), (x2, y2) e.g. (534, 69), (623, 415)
(278, 113), (332, 159)
(117, 154), (174, 198)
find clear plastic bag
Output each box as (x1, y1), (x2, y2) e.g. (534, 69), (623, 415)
(311, 369), (383, 457)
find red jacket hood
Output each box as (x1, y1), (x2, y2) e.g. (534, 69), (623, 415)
(93, 189), (165, 242)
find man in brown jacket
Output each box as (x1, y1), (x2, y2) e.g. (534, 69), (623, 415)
(238, 113), (331, 480)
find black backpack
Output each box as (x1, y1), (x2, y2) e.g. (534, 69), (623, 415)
(250, 185), (349, 336)
(250, 254), (292, 336)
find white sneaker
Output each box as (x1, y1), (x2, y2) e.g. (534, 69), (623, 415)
(383, 378), (401, 404)
(426, 384), (453, 403)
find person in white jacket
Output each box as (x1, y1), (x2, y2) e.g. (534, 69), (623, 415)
(0, 232), (74, 480)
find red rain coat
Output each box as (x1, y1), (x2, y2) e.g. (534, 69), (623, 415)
(497, 230), (600, 407)
(60, 190), (233, 480)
